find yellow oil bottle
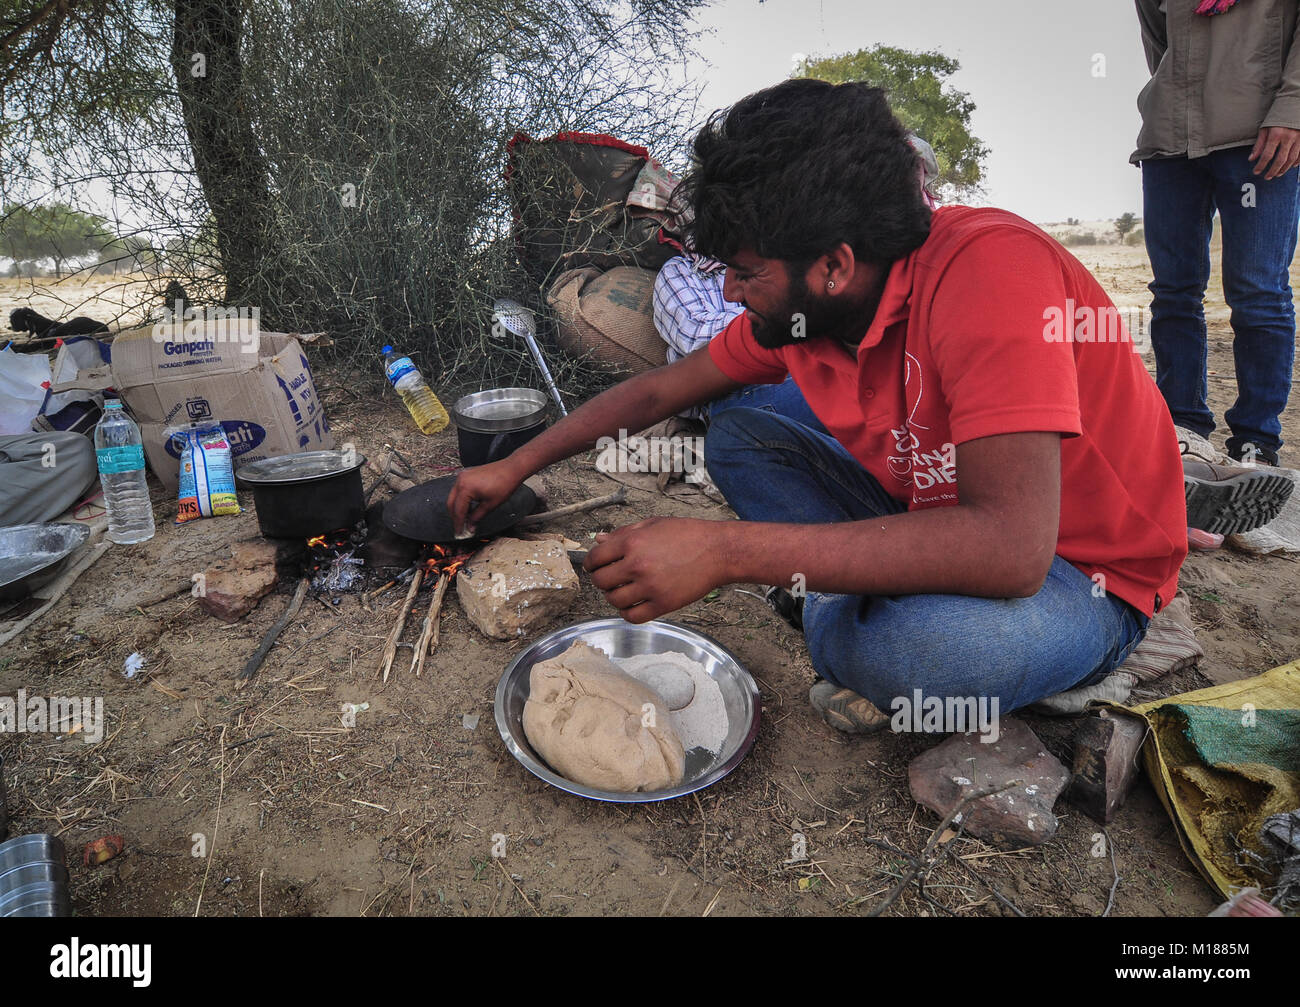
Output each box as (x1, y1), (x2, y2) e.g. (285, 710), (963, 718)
(381, 344), (449, 435)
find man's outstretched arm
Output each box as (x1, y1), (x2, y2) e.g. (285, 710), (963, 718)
(448, 346), (744, 534)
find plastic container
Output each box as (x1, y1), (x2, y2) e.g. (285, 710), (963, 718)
(381, 345), (449, 435)
(93, 399), (155, 545)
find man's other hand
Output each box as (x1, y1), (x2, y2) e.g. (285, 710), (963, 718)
(1249, 126), (1300, 179)
(584, 517), (729, 623)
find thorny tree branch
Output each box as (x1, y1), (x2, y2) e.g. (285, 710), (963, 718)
(865, 780), (1022, 917)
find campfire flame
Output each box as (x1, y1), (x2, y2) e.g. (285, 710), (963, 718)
(305, 528), (364, 591)
(425, 542), (475, 579)
(306, 529), (353, 552)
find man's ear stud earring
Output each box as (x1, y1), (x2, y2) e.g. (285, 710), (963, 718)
(827, 280), (835, 290)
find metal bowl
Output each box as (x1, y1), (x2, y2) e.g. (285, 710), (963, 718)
(0, 834), (69, 918)
(0, 523), (91, 602)
(451, 387), (548, 434)
(495, 618), (760, 803)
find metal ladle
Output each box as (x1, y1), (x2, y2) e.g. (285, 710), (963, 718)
(493, 297), (568, 416)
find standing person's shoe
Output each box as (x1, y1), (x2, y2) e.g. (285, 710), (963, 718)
(1183, 459), (1293, 534)
(808, 681), (890, 734)
(1227, 441), (1281, 467)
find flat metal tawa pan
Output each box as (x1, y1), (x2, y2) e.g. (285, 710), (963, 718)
(380, 474), (537, 543)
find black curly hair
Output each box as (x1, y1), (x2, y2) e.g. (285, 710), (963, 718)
(679, 78), (932, 268)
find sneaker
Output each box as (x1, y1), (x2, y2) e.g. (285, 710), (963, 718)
(764, 585), (804, 632)
(1183, 458), (1293, 535)
(808, 681), (889, 734)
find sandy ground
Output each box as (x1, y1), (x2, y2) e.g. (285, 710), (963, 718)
(1, 273), (165, 332)
(0, 238), (1296, 917)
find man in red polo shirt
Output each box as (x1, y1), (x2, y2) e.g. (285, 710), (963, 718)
(450, 79), (1189, 729)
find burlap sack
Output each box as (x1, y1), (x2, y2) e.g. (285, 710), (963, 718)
(546, 266), (667, 375)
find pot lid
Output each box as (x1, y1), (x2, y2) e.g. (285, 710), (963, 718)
(236, 450), (366, 485)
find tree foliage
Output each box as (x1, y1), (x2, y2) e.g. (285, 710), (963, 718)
(0, 202), (113, 276)
(797, 45), (988, 201)
(1, 0), (705, 394)
(1114, 212), (1138, 239)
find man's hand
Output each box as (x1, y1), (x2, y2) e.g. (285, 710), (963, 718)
(1249, 126), (1300, 179)
(447, 458), (526, 536)
(584, 517), (730, 623)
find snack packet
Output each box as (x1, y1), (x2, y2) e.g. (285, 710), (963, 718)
(176, 422), (239, 522)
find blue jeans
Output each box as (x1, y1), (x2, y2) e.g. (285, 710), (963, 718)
(708, 375), (828, 434)
(704, 408), (1151, 713)
(1142, 147), (1299, 457)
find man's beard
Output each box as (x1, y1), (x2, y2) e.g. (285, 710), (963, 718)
(748, 273), (879, 350)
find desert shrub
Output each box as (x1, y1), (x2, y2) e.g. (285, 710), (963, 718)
(2, 0), (705, 401)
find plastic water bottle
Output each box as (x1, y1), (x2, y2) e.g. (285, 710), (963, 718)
(381, 345), (449, 435)
(94, 399), (155, 544)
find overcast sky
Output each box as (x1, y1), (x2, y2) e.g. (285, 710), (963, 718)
(689, 0), (1151, 223)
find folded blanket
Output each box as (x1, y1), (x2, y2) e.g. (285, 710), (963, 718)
(1032, 592), (1202, 714)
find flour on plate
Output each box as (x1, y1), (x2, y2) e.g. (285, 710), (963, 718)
(615, 651), (728, 755)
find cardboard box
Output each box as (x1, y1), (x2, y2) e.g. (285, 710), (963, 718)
(55, 318), (332, 490)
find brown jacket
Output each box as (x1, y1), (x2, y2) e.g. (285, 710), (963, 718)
(1133, 0), (1300, 162)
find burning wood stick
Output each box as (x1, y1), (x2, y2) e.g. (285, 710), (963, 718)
(367, 562), (418, 601)
(378, 567), (423, 683)
(514, 486), (627, 527)
(411, 571), (452, 677)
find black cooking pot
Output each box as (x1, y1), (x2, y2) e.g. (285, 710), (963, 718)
(235, 450), (367, 539)
(451, 387), (549, 467)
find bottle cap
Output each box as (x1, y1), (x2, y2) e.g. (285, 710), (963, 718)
(105, 399), (123, 409)
(381, 345), (393, 355)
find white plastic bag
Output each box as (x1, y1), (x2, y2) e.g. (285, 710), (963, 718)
(44, 336), (108, 415)
(0, 346), (52, 434)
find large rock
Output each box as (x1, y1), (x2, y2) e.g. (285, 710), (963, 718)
(907, 718), (1069, 847)
(197, 539), (279, 623)
(456, 537), (579, 639)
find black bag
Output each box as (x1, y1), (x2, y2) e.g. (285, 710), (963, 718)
(506, 130), (682, 285)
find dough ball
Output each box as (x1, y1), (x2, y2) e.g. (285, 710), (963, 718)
(522, 641), (685, 792)
(615, 654), (696, 711)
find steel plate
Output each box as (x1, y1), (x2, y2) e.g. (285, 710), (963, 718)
(0, 523), (91, 601)
(494, 618), (761, 803)
(235, 450), (365, 485)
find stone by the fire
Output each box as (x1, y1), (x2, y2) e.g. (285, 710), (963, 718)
(907, 718), (1069, 848)
(456, 536), (579, 639)
(197, 538), (279, 623)
(361, 502), (421, 569)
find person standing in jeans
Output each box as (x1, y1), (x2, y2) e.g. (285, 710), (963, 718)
(1135, 0), (1300, 469)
